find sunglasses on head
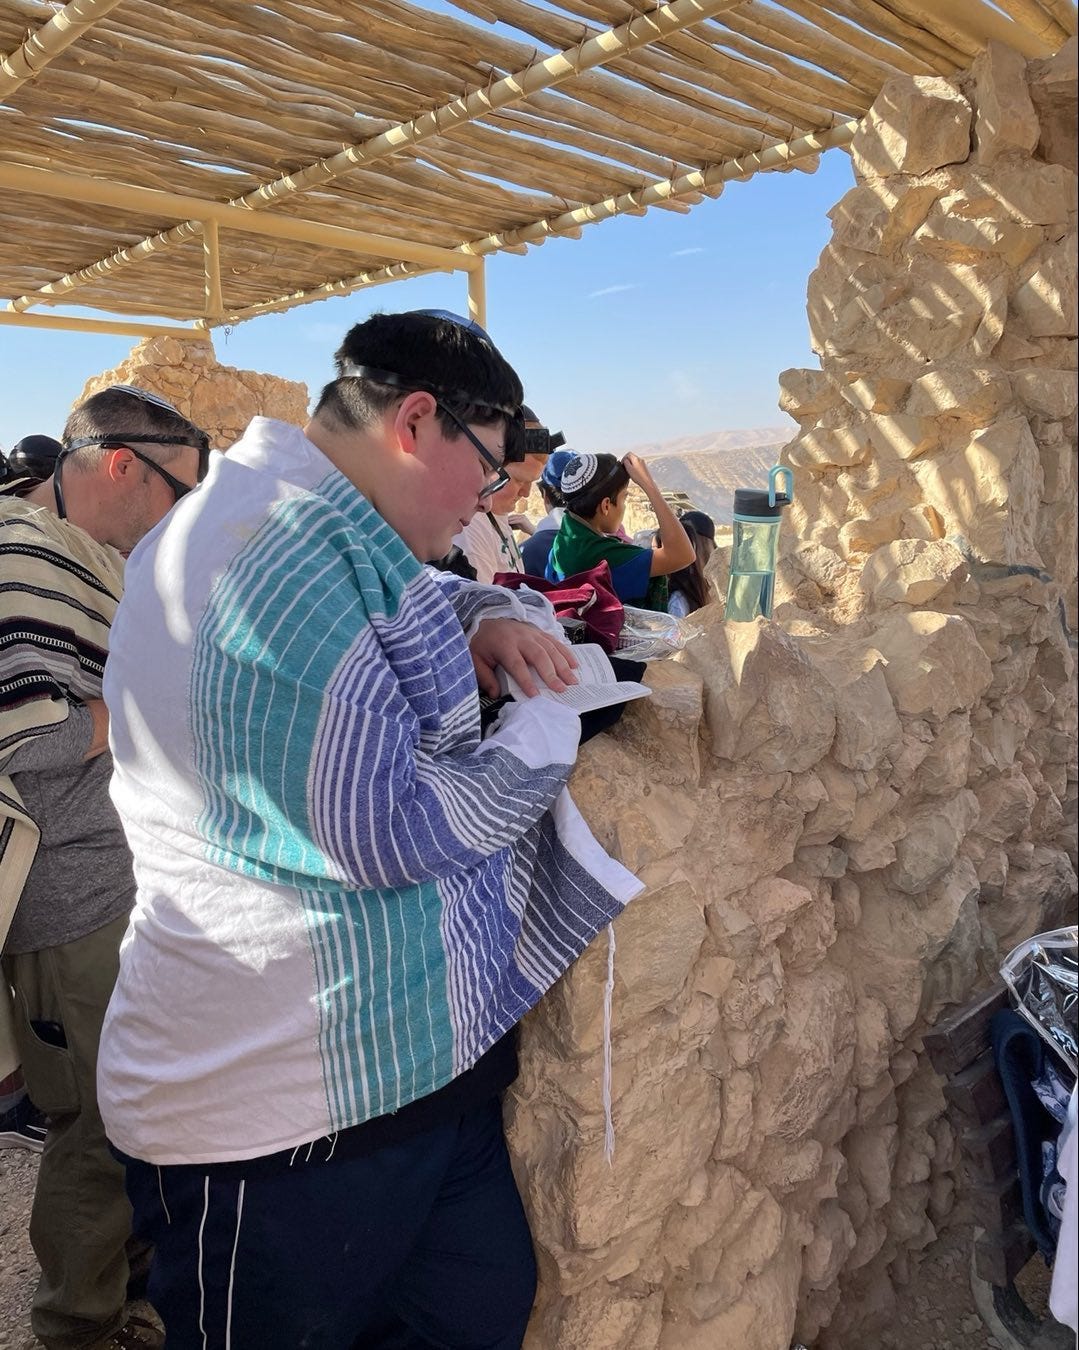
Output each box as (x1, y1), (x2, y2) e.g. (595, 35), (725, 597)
(342, 363), (527, 498)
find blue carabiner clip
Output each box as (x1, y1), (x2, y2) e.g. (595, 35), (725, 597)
(768, 465), (794, 508)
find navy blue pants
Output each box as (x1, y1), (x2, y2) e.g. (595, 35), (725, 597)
(123, 1099), (536, 1349)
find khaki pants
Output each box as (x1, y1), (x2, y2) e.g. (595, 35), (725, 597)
(3, 914), (132, 1349)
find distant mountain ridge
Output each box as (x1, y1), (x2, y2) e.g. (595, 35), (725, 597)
(614, 425), (795, 524)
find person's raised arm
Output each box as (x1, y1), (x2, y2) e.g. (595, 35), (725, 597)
(622, 454), (695, 576)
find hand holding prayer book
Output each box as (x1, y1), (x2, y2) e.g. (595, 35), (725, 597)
(496, 642), (650, 715)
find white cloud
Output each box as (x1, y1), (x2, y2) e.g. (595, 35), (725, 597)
(670, 246), (706, 258)
(587, 282), (639, 300)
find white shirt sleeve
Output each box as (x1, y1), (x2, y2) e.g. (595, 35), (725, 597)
(453, 514), (506, 586)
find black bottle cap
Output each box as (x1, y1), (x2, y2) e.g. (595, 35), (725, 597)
(733, 488), (791, 519)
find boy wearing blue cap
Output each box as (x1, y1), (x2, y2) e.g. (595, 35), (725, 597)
(520, 445), (574, 577)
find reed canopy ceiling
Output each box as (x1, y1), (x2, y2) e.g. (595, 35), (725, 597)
(0, 0), (1074, 338)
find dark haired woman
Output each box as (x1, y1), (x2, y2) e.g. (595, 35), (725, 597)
(657, 510), (717, 617)
(546, 452), (694, 611)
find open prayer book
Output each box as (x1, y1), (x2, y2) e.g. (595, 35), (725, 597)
(497, 642), (651, 715)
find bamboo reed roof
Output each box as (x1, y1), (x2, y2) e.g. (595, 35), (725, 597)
(0, 0), (1074, 336)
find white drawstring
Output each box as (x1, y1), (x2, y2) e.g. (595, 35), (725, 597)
(603, 922), (616, 1165)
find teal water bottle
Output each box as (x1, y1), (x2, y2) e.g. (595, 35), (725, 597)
(725, 466), (793, 622)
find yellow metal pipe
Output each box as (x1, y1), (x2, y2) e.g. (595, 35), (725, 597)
(206, 264), (439, 327)
(0, 310), (205, 339)
(467, 263), (487, 332)
(0, 162), (474, 314)
(11, 0), (742, 314)
(0, 0), (127, 102)
(203, 217), (224, 319)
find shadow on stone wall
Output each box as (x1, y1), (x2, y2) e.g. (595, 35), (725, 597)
(508, 39), (1078, 1350)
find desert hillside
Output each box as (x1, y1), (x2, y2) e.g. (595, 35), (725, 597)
(617, 426), (793, 524)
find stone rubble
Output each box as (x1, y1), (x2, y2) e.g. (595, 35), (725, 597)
(506, 40), (1078, 1350)
(77, 335), (310, 448)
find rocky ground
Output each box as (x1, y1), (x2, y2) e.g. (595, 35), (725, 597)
(0, 1145), (1062, 1349)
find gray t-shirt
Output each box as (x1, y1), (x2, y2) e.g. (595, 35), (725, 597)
(4, 703), (135, 955)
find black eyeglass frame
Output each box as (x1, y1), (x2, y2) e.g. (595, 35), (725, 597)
(342, 363), (524, 498)
(53, 434), (212, 520)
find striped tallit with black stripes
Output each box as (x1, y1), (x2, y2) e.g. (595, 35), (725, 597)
(0, 496), (124, 946)
(98, 418), (641, 1166)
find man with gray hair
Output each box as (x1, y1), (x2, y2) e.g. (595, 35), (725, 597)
(0, 384), (209, 1350)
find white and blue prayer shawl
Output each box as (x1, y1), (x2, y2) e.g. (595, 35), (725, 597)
(99, 419), (640, 1164)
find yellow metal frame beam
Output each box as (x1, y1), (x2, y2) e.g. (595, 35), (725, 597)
(212, 121), (859, 327)
(10, 0), (746, 315)
(0, 310), (204, 339)
(203, 218), (224, 320)
(1, 162), (474, 315)
(467, 263), (488, 332)
(0, 0), (127, 101)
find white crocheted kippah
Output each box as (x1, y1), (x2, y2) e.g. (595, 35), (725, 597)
(560, 453), (598, 495)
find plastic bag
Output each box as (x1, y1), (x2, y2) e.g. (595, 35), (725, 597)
(614, 605), (702, 661)
(1001, 925), (1078, 1075)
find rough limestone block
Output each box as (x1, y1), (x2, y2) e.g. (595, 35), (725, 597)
(972, 41), (1040, 163)
(975, 772), (1038, 844)
(563, 1064), (724, 1247)
(912, 210), (1042, 269)
(838, 513), (904, 559)
(1027, 36), (1078, 169)
(865, 413), (938, 461)
(753, 968), (856, 1142)
(778, 367), (840, 420)
(901, 505), (946, 541)
(609, 878), (708, 1022)
(1011, 369), (1079, 418)
(786, 424), (871, 470)
(985, 844), (1077, 952)
(737, 876), (815, 947)
(784, 542), (848, 594)
(870, 610), (992, 720)
(904, 366), (1012, 424)
(800, 636), (903, 771)
(908, 416), (1045, 567)
(938, 161), (1078, 227)
(822, 259), (1005, 367)
(851, 76), (972, 180)
(916, 712), (972, 796)
(660, 1232), (802, 1350)
(838, 375), (910, 415)
(828, 181), (938, 256)
(613, 662), (704, 788)
(859, 539), (967, 607)
(1012, 235), (1079, 338)
(683, 617), (836, 775)
(885, 788), (977, 896)
(803, 1205), (858, 1289)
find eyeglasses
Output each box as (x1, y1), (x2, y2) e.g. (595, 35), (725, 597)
(341, 363), (520, 498)
(53, 433), (212, 520)
(434, 403), (510, 499)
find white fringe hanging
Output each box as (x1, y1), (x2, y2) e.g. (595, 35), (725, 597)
(603, 922), (616, 1165)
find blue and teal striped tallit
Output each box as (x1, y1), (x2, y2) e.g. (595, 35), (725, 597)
(99, 419), (641, 1165)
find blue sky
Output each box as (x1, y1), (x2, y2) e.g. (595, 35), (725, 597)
(0, 148), (853, 454)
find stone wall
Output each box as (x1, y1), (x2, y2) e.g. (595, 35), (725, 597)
(78, 335), (309, 447)
(508, 40), (1078, 1349)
